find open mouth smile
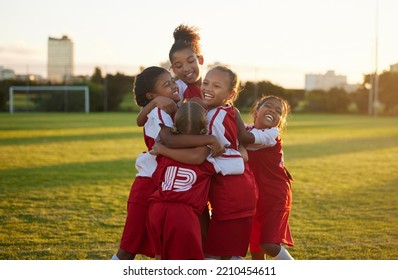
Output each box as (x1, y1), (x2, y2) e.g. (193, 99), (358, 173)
(265, 114), (274, 121)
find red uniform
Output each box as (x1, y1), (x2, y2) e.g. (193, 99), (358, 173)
(147, 156), (216, 259)
(203, 106), (258, 257)
(176, 79), (202, 107)
(245, 125), (294, 253)
(118, 108), (173, 258)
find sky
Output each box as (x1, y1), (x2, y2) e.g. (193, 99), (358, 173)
(1, 0), (397, 89)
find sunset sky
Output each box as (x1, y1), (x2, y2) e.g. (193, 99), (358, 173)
(1, 0), (397, 88)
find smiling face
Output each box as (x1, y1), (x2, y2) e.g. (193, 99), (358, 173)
(148, 72), (181, 103)
(170, 48), (204, 87)
(253, 98), (283, 129)
(201, 68), (234, 109)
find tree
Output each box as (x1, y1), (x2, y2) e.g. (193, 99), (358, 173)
(91, 67), (104, 84)
(235, 81), (257, 110)
(378, 71), (398, 115)
(0, 79), (39, 112)
(105, 73), (134, 111)
(257, 81), (286, 98)
(235, 80), (293, 112)
(285, 89), (305, 112)
(326, 87), (350, 113)
(349, 87), (369, 114)
(303, 90), (328, 112)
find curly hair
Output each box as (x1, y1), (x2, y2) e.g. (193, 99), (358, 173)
(169, 24), (201, 61)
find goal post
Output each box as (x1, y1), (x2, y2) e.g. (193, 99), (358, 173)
(9, 85), (90, 113)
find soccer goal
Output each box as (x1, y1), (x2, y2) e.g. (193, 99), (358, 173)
(8, 85), (90, 113)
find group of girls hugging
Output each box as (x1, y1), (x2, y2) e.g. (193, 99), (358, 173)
(112, 24), (294, 260)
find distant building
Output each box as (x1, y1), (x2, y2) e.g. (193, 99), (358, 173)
(15, 74), (45, 82)
(305, 70), (347, 92)
(390, 62), (398, 72)
(0, 66), (17, 80)
(47, 35), (74, 82)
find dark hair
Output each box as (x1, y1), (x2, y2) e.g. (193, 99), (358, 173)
(169, 24), (201, 61)
(133, 66), (169, 107)
(252, 95), (291, 131)
(171, 101), (207, 135)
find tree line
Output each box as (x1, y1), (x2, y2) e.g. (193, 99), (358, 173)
(1, 67), (397, 116)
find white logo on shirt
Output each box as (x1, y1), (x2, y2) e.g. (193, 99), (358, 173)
(162, 166), (197, 192)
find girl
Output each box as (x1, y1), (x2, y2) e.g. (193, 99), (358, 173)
(134, 24), (215, 244)
(136, 24), (205, 126)
(201, 66), (266, 260)
(112, 66), (221, 260)
(169, 24), (204, 106)
(246, 95), (295, 260)
(112, 66), (180, 260)
(147, 101), (217, 260)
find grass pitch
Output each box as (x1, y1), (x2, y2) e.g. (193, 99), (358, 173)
(0, 113), (397, 259)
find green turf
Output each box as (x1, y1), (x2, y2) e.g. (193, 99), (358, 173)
(0, 113), (397, 260)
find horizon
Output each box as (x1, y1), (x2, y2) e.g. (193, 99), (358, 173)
(1, 0), (397, 89)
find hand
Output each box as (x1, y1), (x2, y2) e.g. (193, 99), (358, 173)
(207, 136), (225, 157)
(149, 142), (165, 156)
(153, 96), (178, 114)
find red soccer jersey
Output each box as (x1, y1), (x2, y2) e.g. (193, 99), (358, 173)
(207, 106), (239, 150)
(149, 155), (216, 215)
(147, 156), (216, 260)
(246, 125), (294, 249)
(143, 107), (174, 151)
(135, 107), (174, 178)
(118, 107), (174, 258)
(246, 131), (293, 212)
(206, 106), (257, 220)
(176, 79), (202, 103)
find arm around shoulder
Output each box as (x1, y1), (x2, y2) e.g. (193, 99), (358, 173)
(234, 107), (256, 146)
(136, 96), (178, 127)
(150, 143), (210, 165)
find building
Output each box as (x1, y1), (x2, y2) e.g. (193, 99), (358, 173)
(47, 35), (74, 82)
(390, 62), (398, 72)
(305, 70), (347, 92)
(0, 66), (16, 80)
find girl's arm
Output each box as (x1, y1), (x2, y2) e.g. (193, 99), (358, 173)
(150, 142), (210, 165)
(234, 107), (255, 146)
(234, 107), (279, 146)
(136, 96), (178, 127)
(238, 145), (249, 162)
(159, 126), (225, 157)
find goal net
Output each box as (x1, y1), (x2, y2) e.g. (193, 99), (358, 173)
(8, 86), (89, 113)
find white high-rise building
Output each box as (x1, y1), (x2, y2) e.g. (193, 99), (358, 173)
(47, 35), (74, 82)
(305, 70), (347, 92)
(390, 62), (398, 72)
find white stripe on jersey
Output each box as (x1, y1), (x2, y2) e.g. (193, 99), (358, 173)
(145, 107), (174, 140)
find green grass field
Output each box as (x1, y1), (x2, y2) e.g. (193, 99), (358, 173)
(0, 112), (397, 260)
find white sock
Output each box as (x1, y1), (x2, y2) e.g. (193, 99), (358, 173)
(111, 254), (120, 260)
(274, 246), (294, 260)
